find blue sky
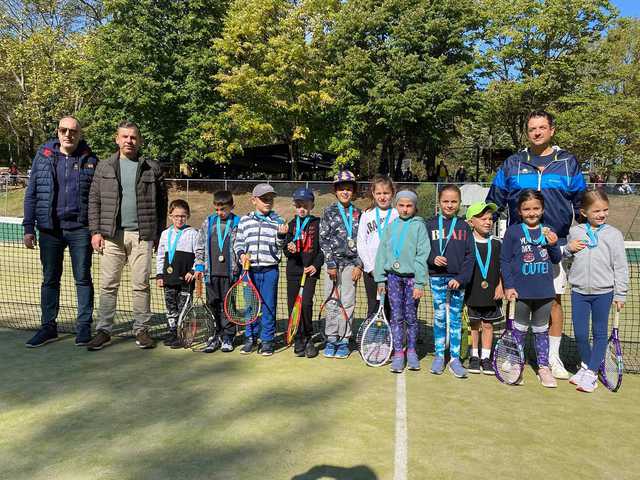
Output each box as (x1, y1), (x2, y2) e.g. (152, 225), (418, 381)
(612, 0), (640, 18)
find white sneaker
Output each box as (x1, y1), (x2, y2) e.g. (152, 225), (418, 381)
(537, 366), (557, 388)
(550, 357), (570, 380)
(569, 367), (586, 385)
(576, 370), (598, 393)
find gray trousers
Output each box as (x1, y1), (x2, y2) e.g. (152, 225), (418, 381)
(514, 298), (553, 333)
(324, 265), (357, 341)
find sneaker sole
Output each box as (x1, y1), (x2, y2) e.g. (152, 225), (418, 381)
(537, 376), (557, 388)
(26, 337), (59, 348)
(75, 341), (91, 347)
(390, 368), (404, 373)
(261, 351), (274, 356)
(481, 369), (496, 376)
(87, 339), (112, 351)
(407, 366), (421, 371)
(468, 369), (481, 374)
(136, 342), (156, 349)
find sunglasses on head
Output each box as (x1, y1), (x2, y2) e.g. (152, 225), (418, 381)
(58, 127), (79, 136)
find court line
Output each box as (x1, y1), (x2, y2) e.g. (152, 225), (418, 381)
(394, 372), (408, 480)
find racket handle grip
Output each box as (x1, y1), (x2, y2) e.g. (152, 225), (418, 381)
(243, 255), (251, 271)
(195, 277), (203, 297)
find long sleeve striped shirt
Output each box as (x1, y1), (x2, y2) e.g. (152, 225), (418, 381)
(233, 211), (286, 267)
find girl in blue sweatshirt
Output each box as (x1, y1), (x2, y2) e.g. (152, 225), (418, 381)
(426, 185), (474, 378)
(501, 189), (562, 388)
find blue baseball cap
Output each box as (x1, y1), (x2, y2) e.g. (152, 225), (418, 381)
(292, 187), (315, 202)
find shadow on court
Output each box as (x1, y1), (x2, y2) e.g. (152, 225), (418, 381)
(292, 464), (378, 480)
(0, 328), (393, 479)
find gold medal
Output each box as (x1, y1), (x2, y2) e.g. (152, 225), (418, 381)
(218, 255), (225, 263)
(481, 280), (488, 289)
(167, 266), (173, 274)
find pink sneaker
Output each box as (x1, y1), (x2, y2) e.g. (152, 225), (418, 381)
(537, 366), (557, 388)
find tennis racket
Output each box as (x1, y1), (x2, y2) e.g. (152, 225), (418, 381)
(224, 256), (261, 326)
(493, 299), (524, 385)
(360, 292), (393, 367)
(460, 306), (470, 361)
(285, 272), (307, 346)
(445, 289), (451, 349)
(600, 306), (623, 392)
(177, 278), (215, 350)
(318, 276), (350, 343)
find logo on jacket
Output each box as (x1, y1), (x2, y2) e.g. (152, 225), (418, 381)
(43, 148), (53, 157)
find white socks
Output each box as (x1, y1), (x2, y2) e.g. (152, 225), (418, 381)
(481, 348), (491, 360)
(549, 335), (561, 361)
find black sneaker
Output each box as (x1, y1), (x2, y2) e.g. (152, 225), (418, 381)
(468, 356), (481, 374)
(481, 358), (495, 375)
(240, 338), (255, 355)
(75, 325), (92, 346)
(202, 336), (221, 353)
(170, 337), (184, 349)
(261, 341), (274, 356)
(293, 337), (306, 357)
(87, 330), (111, 351)
(163, 329), (178, 346)
(304, 339), (318, 358)
(135, 330), (156, 349)
(26, 327), (58, 348)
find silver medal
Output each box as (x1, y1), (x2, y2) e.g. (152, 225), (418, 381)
(348, 238), (355, 249)
(393, 261), (401, 270)
(218, 255), (225, 263)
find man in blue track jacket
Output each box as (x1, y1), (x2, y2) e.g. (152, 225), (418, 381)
(486, 110), (586, 379)
(23, 116), (98, 348)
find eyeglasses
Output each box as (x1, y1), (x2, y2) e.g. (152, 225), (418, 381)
(58, 127), (79, 136)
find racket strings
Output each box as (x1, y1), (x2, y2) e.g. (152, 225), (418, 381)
(602, 342), (622, 387)
(179, 303), (213, 348)
(361, 322), (392, 365)
(226, 284), (260, 325)
(495, 334), (523, 383)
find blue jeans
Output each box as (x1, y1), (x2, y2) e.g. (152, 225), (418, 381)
(245, 266), (279, 342)
(39, 228), (94, 331)
(571, 290), (613, 371)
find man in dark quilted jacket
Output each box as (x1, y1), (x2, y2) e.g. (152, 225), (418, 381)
(86, 121), (167, 351)
(23, 116), (99, 348)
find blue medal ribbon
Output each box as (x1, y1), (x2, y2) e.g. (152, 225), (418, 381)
(585, 223), (603, 248)
(293, 215), (310, 241)
(337, 203), (354, 241)
(521, 224), (547, 246)
(216, 216), (231, 253)
(473, 236), (492, 280)
(167, 227), (185, 265)
(375, 207), (391, 240)
(438, 214), (457, 255)
(391, 218), (411, 263)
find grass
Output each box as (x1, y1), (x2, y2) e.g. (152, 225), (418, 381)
(1, 327), (639, 480)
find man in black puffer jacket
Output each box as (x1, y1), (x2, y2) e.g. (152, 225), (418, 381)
(86, 121), (167, 351)
(23, 116), (99, 348)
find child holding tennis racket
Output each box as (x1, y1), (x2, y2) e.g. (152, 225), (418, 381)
(464, 201), (504, 375)
(565, 189), (628, 392)
(194, 190), (241, 353)
(234, 183), (288, 356)
(319, 170), (363, 359)
(374, 190), (429, 373)
(426, 184), (474, 377)
(156, 199), (200, 348)
(357, 175), (398, 319)
(283, 187), (324, 358)
(500, 189), (562, 388)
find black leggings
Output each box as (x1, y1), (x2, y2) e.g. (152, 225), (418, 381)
(363, 271), (391, 319)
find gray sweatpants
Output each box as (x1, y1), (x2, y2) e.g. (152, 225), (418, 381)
(513, 298), (553, 333)
(324, 265), (356, 341)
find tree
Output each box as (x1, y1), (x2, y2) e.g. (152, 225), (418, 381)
(478, 0), (617, 149)
(326, 0), (480, 175)
(203, 0), (339, 172)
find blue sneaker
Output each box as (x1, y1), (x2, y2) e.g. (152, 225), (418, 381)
(390, 354), (405, 373)
(240, 338), (255, 355)
(26, 327), (58, 348)
(406, 350), (420, 371)
(334, 341), (350, 359)
(430, 356), (445, 375)
(448, 358), (468, 378)
(323, 342), (337, 358)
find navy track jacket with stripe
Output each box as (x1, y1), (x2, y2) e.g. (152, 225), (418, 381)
(486, 146), (586, 243)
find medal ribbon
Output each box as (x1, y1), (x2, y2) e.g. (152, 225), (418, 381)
(521, 224), (547, 246)
(375, 207), (391, 240)
(473, 236), (492, 280)
(391, 218), (411, 261)
(167, 227), (184, 265)
(293, 215), (310, 241)
(585, 223), (603, 249)
(337, 203), (354, 241)
(438, 214), (457, 255)
(216, 216), (231, 254)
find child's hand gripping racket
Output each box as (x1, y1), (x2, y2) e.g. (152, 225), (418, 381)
(360, 292), (393, 367)
(285, 272), (307, 346)
(493, 299), (524, 385)
(178, 278), (216, 350)
(224, 256), (262, 326)
(600, 306), (623, 392)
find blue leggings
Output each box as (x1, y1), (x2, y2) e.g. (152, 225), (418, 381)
(571, 290), (613, 372)
(431, 276), (465, 358)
